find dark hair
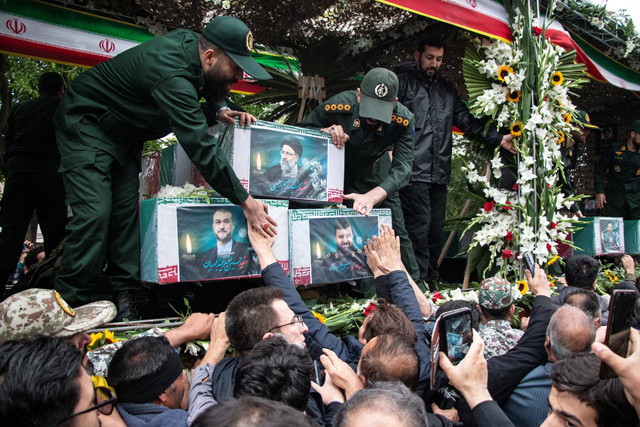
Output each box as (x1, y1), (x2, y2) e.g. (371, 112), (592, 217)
(479, 305), (512, 321)
(234, 336), (313, 411)
(565, 255), (599, 289)
(551, 354), (638, 427)
(225, 287), (283, 355)
(0, 336), (83, 426)
(197, 35), (222, 54)
(334, 381), (428, 427)
(564, 288), (601, 321)
(192, 396), (319, 427)
(334, 218), (353, 233)
(362, 299), (417, 344)
(416, 36), (445, 53)
(38, 72), (64, 96)
(435, 300), (482, 331)
(24, 244), (45, 270)
(214, 207), (234, 223)
(359, 334), (419, 391)
(107, 335), (175, 401)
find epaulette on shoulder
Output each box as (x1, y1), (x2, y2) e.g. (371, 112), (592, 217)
(391, 113), (411, 127)
(324, 103), (353, 113)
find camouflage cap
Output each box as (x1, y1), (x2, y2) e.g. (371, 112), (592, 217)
(478, 277), (513, 309)
(0, 289), (116, 341)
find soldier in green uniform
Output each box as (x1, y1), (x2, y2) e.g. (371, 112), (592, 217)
(297, 68), (421, 288)
(54, 16), (277, 319)
(595, 119), (640, 219)
(560, 110), (599, 217)
(0, 73), (67, 297)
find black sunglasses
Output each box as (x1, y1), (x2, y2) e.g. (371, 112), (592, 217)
(58, 386), (116, 424)
(268, 315), (305, 332)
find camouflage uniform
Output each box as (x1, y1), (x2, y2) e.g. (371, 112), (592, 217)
(480, 319), (524, 359)
(478, 276), (523, 359)
(0, 288), (116, 341)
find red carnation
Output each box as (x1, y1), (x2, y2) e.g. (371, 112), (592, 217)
(364, 302), (377, 316)
(505, 231), (514, 241)
(502, 249), (512, 259)
(551, 222), (557, 229)
(513, 184), (519, 190)
(431, 291), (443, 303)
(484, 201), (494, 212)
(503, 202), (513, 210)
(547, 183), (551, 188)
(547, 243), (552, 252)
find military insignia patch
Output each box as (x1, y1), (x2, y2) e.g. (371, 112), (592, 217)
(246, 31), (254, 51)
(337, 104), (344, 111)
(324, 104), (331, 111)
(330, 104), (337, 111)
(616, 151), (623, 155)
(374, 83), (388, 98)
(55, 290), (75, 317)
(345, 104), (351, 111)
(402, 119), (409, 126)
(353, 118), (360, 127)
(615, 165), (622, 172)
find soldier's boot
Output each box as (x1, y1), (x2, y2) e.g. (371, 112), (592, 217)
(113, 290), (138, 322)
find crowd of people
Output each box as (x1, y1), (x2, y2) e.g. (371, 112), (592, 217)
(1, 225), (640, 426)
(1, 9), (640, 427)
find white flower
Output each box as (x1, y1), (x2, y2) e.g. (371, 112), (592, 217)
(185, 342), (200, 356)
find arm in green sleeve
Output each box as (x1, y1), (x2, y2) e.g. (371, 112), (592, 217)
(379, 116), (415, 195)
(151, 77), (249, 205)
(594, 145), (612, 194)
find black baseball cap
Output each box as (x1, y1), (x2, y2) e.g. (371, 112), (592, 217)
(202, 16), (272, 81)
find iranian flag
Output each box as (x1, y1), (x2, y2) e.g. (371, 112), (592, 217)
(378, 0), (640, 92)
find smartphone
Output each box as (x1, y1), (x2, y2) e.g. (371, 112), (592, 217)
(522, 252), (535, 277)
(314, 359), (325, 386)
(600, 289), (637, 379)
(439, 307), (473, 366)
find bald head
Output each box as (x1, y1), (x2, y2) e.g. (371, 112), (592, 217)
(358, 334), (419, 390)
(546, 305), (595, 362)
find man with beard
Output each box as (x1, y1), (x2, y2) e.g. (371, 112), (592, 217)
(395, 36), (515, 291)
(196, 208), (255, 278)
(252, 137), (317, 199)
(54, 16), (276, 320)
(297, 68), (421, 292)
(320, 219), (369, 282)
(595, 119), (640, 219)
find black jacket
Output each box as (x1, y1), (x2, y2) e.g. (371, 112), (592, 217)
(395, 62), (503, 185)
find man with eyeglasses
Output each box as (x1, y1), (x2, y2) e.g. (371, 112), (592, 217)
(0, 336), (122, 426)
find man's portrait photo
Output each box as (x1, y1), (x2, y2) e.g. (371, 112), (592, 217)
(599, 218), (622, 254)
(177, 205), (258, 281)
(309, 216), (378, 283)
(249, 127), (328, 200)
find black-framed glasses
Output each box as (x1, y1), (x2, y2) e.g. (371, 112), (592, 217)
(268, 315), (305, 332)
(58, 386), (116, 424)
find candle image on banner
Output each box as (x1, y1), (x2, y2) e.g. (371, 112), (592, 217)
(309, 216), (377, 283)
(249, 127), (328, 200)
(177, 205), (259, 281)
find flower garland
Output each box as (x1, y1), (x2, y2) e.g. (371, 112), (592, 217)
(461, 0), (588, 280)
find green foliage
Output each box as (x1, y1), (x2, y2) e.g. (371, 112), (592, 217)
(2, 56), (84, 110)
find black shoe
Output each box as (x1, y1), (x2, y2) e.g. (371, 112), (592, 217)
(113, 290), (138, 322)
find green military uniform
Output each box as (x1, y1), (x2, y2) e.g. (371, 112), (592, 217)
(55, 26), (253, 304)
(595, 141), (640, 220)
(297, 90), (421, 287)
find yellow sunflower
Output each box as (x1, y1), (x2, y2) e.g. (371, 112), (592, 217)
(551, 71), (564, 86)
(88, 332), (103, 349)
(103, 330), (120, 344)
(497, 65), (514, 82)
(516, 279), (528, 295)
(555, 131), (565, 145)
(547, 255), (560, 266)
(312, 311), (326, 324)
(92, 375), (117, 396)
(563, 112), (571, 123)
(510, 122), (523, 137)
(506, 90), (521, 103)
